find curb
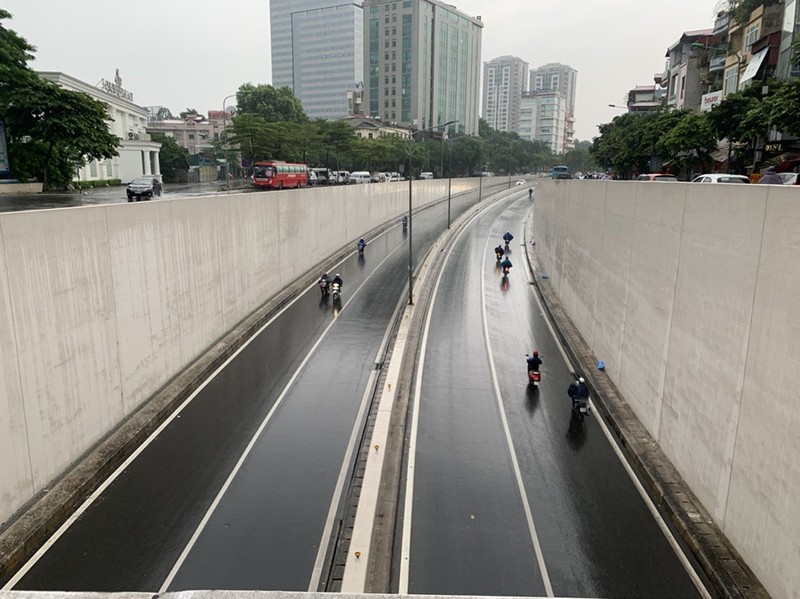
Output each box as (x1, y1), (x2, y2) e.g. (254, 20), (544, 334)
(522, 214), (770, 599)
(342, 187), (526, 593)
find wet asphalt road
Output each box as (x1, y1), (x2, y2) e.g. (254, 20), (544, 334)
(8, 184), (491, 592)
(404, 195), (707, 598)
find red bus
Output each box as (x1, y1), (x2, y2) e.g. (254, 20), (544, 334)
(251, 161), (309, 190)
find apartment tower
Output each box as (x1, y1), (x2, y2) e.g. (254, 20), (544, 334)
(529, 63), (577, 151)
(362, 0), (483, 135)
(482, 56), (528, 133)
(269, 1), (364, 119)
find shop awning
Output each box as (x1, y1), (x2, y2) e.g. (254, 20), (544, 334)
(740, 48), (768, 86)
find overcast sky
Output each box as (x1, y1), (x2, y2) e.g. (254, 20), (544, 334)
(4, 0), (721, 141)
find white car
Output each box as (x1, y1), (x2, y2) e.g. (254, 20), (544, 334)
(348, 171), (371, 184)
(778, 172), (798, 185)
(515, 180), (526, 186)
(691, 174), (750, 184)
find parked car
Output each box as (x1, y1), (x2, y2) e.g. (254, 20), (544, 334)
(307, 170), (318, 186)
(370, 172), (387, 183)
(515, 179), (526, 186)
(636, 173), (678, 182)
(691, 174), (750, 184)
(127, 176), (162, 201)
(389, 172), (400, 181)
(348, 171), (371, 184)
(311, 168), (333, 184)
(778, 172), (799, 185)
(419, 171), (434, 180)
(337, 171), (350, 184)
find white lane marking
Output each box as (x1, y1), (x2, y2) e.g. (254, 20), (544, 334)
(521, 222), (712, 599)
(398, 213), (478, 594)
(159, 240), (408, 593)
(2, 226), (399, 592)
(307, 287), (406, 592)
(481, 235), (554, 598)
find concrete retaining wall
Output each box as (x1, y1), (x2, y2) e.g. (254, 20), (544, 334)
(533, 179), (800, 599)
(0, 179), (478, 527)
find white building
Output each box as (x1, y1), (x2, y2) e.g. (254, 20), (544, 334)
(529, 63), (577, 152)
(38, 71), (161, 184)
(482, 55), (528, 133)
(519, 90), (567, 154)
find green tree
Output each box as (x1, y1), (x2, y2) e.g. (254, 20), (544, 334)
(226, 113), (287, 166)
(0, 9), (36, 101)
(236, 83), (307, 124)
(656, 111), (717, 178)
(763, 77), (800, 137)
(150, 132), (189, 183)
(155, 106), (174, 121)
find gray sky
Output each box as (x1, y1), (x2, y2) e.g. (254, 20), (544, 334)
(4, 0), (720, 141)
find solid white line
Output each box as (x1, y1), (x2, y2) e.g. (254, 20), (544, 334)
(159, 241), (407, 593)
(481, 235), (554, 598)
(306, 287), (406, 591)
(398, 213), (478, 594)
(2, 227), (399, 592)
(521, 220), (712, 599)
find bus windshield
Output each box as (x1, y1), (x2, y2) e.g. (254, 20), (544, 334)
(253, 166), (274, 179)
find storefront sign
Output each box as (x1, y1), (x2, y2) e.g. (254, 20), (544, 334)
(701, 91), (723, 112)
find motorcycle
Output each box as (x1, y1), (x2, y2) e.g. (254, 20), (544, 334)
(331, 282), (342, 302)
(571, 397), (589, 421)
(318, 278), (329, 297)
(527, 369), (541, 387)
(402, 216), (408, 231)
(495, 250), (503, 262)
(502, 264), (510, 276)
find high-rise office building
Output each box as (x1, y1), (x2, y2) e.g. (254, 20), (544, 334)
(482, 56), (528, 133)
(529, 63), (577, 151)
(269, 1), (364, 119)
(363, 0), (483, 135)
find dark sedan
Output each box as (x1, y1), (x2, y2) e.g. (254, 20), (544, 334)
(126, 176), (162, 201)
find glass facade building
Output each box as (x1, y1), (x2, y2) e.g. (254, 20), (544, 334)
(363, 0), (483, 135)
(270, 1), (364, 120)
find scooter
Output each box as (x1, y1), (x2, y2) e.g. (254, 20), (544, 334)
(502, 264), (510, 276)
(528, 369), (541, 387)
(331, 282), (341, 302)
(571, 397), (589, 422)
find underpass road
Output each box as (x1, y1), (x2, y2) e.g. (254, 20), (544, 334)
(404, 194), (707, 598)
(7, 185), (492, 593)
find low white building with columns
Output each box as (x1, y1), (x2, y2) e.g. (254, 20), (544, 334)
(38, 71), (161, 184)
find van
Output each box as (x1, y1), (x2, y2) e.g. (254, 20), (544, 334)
(419, 172), (434, 180)
(348, 171), (371, 184)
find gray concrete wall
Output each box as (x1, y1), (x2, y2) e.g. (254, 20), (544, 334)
(532, 179), (800, 599)
(0, 179), (478, 527)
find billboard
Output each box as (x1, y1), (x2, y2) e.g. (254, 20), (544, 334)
(701, 91), (723, 112)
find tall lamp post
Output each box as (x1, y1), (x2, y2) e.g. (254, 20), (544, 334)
(406, 119), (458, 305)
(440, 124), (463, 229)
(221, 93), (236, 176)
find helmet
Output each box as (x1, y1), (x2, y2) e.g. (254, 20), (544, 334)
(335, 273), (340, 278)
(578, 377), (585, 383)
(532, 350), (539, 356)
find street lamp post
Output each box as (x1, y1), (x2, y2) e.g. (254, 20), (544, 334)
(405, 119), (458, 305)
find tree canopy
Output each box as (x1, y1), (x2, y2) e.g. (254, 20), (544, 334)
(236, 83), (308, 124)
(1, 11), (119, 189)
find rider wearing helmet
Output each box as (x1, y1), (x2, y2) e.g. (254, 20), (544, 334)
(503, 231), (514, 245)
(494, 245), (505, 260)
(332, 273), (343, 287)
(357, 238), (366, 252)
(526, 350), (542, 372)
(500, 256), (512, 272)
(568, 377), (590, 402)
